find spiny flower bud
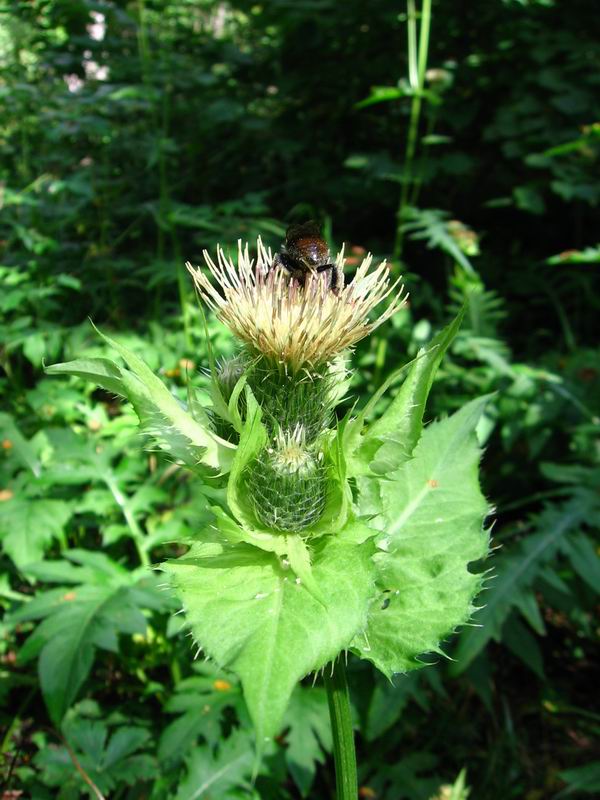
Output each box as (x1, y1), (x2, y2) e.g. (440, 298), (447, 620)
(245, 426), (326, 532)
(215, 354), (247, 403)
(247, 357), (340, 442)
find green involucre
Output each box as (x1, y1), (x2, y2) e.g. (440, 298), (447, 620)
(245, 356), (344, 442)
(245, 438), (326, 532)
(227, 386), (349, 541)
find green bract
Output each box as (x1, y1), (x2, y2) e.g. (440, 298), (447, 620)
(161, 537), (375, 743)
(49, 300), (490, 741)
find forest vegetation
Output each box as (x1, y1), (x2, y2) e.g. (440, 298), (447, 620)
(1, 1), (599, 797)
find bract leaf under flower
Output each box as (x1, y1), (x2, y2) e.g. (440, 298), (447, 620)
(161, 536), (375, 742)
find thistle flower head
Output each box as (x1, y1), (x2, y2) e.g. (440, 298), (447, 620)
(187, 238), (406, 373)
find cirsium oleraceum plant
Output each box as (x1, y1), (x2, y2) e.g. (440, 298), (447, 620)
(48, 238), (491, 746)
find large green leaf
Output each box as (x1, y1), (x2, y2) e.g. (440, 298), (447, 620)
(352, 397), (490, 677)
(162, 537), (375, 741)
(0, 497), (72, 569)
(47, 328), (235, 473)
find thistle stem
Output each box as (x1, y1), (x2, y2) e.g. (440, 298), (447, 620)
(324, 658), (358, 800)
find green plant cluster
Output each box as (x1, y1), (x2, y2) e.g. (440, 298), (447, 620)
(1, 1), (600, 798)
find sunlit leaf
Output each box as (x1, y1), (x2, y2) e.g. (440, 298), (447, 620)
(353, 398), (490, 677)
(162, 537), (375, 741)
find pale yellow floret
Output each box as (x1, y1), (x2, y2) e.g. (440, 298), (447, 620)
(268, 425), (316, 476)
(186, 237), (407, 372)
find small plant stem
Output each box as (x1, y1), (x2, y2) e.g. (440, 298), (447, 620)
(324, 658), (357, 800)
(61, 734), (106, 800)
(410, 108), (438, 207)
(416, 0), (433, 87)
(105, 477), (150, 567)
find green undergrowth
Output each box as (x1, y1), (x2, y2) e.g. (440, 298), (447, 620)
(2, 0), (600, 797)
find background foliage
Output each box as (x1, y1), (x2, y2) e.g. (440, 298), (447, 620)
(1, 0), (599, 797)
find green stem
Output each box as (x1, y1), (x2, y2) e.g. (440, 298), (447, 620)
(410, 106), (438, 208)
(416, 0), (433, 87)
(105, 476), (150, 567)
(407, 0), (418, 90)
(394, 0), (434, 260)
(324, 658), (357, 800)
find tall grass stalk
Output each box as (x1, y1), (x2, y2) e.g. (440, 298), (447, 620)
(393, 0), (433, 260)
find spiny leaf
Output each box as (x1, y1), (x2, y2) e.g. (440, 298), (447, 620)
(365, 306), (465, 473)
(96, 326), (235, 472)
(47, 326), (236, 473)
(353, 397), (490, 677)
(162, 537), (375, 741)
(342, 350), (423, 472)
(45, 357), (126, 397)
